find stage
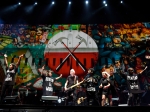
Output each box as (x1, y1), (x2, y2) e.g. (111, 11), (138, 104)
(0, 94), (150, 112)
(0, 104), (150, 112)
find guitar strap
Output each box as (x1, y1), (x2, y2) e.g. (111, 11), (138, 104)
(74, 75), (76, 85)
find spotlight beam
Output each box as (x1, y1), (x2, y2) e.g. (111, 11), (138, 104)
(92, 6), (105, 15)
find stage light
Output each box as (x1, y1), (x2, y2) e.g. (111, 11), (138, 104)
(105, 4), (107, 6)
(69, 1), (71, 4)
(18, 2), (21, 5)
(103, 1), (106, 4)
(24, 5), (35, 13)
(120, 1), (123, 3)
(35, 2), (37, 5)
(85, 0), (88, 4)
(52, 1), (55, 5)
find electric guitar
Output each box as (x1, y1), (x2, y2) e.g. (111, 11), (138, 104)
(65, 79), (85, 92)
(77, 97), (87, 104)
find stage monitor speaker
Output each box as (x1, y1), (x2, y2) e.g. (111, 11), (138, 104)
(41, 96), (58, 106)
(41, 96), (58, 101)
(118, 104), (128, 106)
(3, 95), (19, 104)
(112, 97), (119, 106)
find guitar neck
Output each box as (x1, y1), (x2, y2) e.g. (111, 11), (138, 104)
(77, 97), (87, 104)
(68, 80), (84, 89)
(81, 97), (87, 100)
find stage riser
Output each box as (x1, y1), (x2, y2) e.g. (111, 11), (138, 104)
(0, 109), (45, 112)
(1, 108), (150, 112)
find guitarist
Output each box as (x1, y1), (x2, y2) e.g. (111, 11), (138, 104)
(64, 69), (79, 106)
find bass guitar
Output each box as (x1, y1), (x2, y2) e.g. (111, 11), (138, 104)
(65, 79), (85, 92)
(77, 97), (87, 104)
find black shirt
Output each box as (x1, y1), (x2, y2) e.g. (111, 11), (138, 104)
(42, 75), (55, 96)
(126, 73), (142, 93)
(84, 74), (98, 92)
(66, 75), (78, 88)
(100, 78), (109, 87)
(4, 67), (18, 85)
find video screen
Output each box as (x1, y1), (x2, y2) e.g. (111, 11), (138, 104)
(0, 23), (150, 107)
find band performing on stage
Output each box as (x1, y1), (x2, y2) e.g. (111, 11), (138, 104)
(0, 54), (149, 107)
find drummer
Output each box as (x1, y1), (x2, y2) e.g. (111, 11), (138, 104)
(38, 65), (62, 96)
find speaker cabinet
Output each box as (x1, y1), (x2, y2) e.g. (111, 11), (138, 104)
(3, 95), (19, 104)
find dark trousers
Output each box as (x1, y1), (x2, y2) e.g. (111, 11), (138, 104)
(0, 85), (13, 103)
(127, 93), (141, 106)
(65, 89), (76, 106)
(86, 91), (100, 106)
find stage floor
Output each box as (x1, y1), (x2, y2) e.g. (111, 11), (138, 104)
(0, 104), (150, 112)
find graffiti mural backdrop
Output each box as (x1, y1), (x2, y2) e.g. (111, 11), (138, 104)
(0, 23), (150, 92)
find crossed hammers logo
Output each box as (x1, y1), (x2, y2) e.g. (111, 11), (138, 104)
(53, 35), (87, 71)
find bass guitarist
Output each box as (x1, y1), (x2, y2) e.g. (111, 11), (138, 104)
(64, 69), (79, 106)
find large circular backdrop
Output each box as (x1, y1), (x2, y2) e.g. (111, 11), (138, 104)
(44, 30), (99, 78)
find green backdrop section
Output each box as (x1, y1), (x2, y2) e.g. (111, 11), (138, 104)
(0, 24), (83, 91)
